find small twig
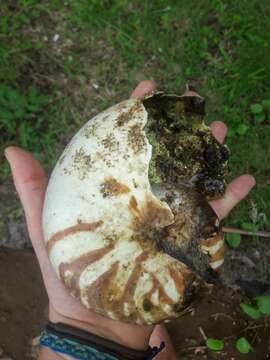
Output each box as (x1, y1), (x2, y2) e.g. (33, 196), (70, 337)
(222, 226), (270, 238)
(251, 330), (259, 344)
(244, 324), (266, 331)
(210, 312), (234, 322)
(180, 345), (207, 351)
(198, 326), (207, 341)
(223, 324), (266, 341)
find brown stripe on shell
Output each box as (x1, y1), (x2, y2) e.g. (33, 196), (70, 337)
(107, 251), (177, 323)
(141, 279), (173, 321)
(210, 243), (225, 263)
(139, 272), (177, 322)
(200, 232), (224, 271)
(99, 252), (150, 323)
(129, 195), (140, 216)
(86, 261), (120, 315)
(100, 177), (130, 197)
(151, 274), (175, 306)
(59, 244), (114, 298)
(121, 252), (149, 297)
(168, 267), (185, 298)
(142, 282), (158, 312)
(47, 221), (103, 254)
(200, 231), (223, 248)
(78, 249), (188, 323)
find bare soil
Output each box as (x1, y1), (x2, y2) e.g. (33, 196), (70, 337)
(0, 248), (47, 360)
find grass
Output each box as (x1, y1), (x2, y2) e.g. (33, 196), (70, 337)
(1, 0), (270, 230)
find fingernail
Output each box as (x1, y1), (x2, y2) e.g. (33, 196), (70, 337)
(249, 175), (256, 187)
(244, 174), (256, 187)
(4, 147), (12, 163)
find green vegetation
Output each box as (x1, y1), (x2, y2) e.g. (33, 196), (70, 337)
(236, 337), (252, 354)
(226, 233), (241, 248)
(206, 296), (270, 354)
(0, 84), (49, 147)
(206, 336), (253, 354)
(256, 296), (270, 315)
(240, 302), (262, 320)
(206, 338), (224, 351)
(1, 0), (270, 229)
(240, 295), (270, 319)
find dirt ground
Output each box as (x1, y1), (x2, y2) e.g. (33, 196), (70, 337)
(0, 248), (47, 360)
(0, 247), (270, 360)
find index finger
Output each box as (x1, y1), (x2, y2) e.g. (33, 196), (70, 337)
(130, 80), (156, 98)
(209, 122), (256, 219)
(210, 121), (227, 144)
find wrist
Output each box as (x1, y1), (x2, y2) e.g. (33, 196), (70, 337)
(48, 304), (154, 351)
(39, 321), (163, 360)
(39, 346), (65, 360)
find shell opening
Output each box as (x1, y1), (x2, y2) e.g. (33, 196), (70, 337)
(142, 93), (229, 198)
(140, 93), (227, 279)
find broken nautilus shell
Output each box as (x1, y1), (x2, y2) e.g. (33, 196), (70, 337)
(42, 91), (229, 325)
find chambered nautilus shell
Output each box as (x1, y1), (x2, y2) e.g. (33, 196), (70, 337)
(42, 91), (229, 325)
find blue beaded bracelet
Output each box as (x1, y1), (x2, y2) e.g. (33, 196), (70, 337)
(40, 329), (118, 359)
(39, 327), (165, 360)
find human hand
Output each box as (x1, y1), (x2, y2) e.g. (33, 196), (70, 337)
(5, 81), (255, 360)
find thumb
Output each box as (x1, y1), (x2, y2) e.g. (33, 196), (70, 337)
(5, 147), (70, 300)
(4, 146), (48, 248)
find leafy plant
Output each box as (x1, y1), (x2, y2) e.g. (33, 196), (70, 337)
(0, 85), (49, 147)
(241, 222), (259, 232)
(250, 99), (270, 123)
(226, 233), (241, 248)
(236, 123), (248, 136)
(240, 296), (270, 319)
(240, 303), (261, 320)
(262, 99), (270, 111)
(255, 296), (270, 315)
(206, 338), (224, 351)
(236, 337), (252, 354)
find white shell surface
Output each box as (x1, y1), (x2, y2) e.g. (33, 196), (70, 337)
(43, 97), (197, 324)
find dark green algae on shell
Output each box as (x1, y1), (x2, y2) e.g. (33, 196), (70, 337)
(142, 92), (229, 199)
